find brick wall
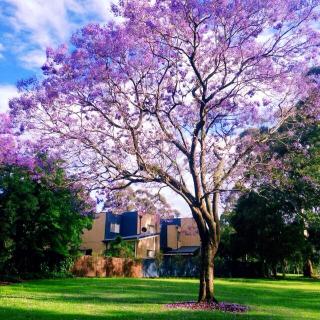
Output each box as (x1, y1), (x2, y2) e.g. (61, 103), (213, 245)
(72, 256), (143, 278)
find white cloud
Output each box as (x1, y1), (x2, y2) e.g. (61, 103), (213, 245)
(19, 49), (46, 70)
(0, 43), (4, 59)
(2, 0), (114, 69)
(0, 84), (17, 113)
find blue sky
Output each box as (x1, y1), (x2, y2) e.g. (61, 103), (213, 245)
(0, 0), (114, 112)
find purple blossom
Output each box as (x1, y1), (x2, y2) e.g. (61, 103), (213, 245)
(166, 301), (249, 313)
(146, 20), (156, 30)
(274, 22), (283, 30)
(16, 77), (38, 93)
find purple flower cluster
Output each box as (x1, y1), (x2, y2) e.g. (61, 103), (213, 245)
(0, 113), (35, 169)
(166, 301), (249, 313)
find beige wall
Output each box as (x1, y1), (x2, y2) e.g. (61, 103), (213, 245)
(81, 213), (106, 255)
(136, 235), (160, 258)
(138, 213), (159, 234)
(180, 218), (201, 247)
(166, 218), (201, 250)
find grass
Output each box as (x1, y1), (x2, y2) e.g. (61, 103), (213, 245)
(0, 277), (319, 319)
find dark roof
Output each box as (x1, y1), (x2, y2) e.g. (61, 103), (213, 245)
(104, 232), (160, 242)
(163, 246), (200, 256)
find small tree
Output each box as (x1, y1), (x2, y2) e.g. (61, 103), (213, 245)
(10, 0), (320, 301)
(105, 236), (135, 259)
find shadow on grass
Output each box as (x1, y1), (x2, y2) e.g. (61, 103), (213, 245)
(0, 305), (295, 320)
(1, 277), (319, 319)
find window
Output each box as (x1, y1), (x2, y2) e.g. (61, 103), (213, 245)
(85, 249), (92, 256)
(147, 250), (155, 258)
(110, 223), (120, 233)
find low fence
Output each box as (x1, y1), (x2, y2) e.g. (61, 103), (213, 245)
(72, 256), (201, 278)
(72, 256), (142, 278)
(72, 255), (269, 278)
(159, 256), (200, 277)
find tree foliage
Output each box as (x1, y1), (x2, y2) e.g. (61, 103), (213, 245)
(230, 189), (306, 276)
(105, 236), (135, 259)
(222, 110), (320, 277)
(0, 162), (94, 276)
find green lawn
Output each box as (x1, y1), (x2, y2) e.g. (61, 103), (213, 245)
(0, 277), (319, 319)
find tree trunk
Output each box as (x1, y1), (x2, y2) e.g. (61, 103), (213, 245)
(191, 193), (220, 303)
(303, 259), (314, 278)
(272, 265), (277, 278)
(198, 241), (218, 303)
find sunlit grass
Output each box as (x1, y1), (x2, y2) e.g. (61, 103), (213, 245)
(0, 277), (319, 319)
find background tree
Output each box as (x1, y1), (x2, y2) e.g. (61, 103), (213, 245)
(0, 160), (94, 277)
(10, 0), (320, 301)
(305, 219), (320, 276)
(230, 189), (306, 277)
(226, 98), (320, 277)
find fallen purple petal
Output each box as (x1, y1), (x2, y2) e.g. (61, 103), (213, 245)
(166, 301), (249, 313)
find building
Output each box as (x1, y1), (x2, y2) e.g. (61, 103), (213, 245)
(81, 211), (160, 259)
(160, 217), (201, 256)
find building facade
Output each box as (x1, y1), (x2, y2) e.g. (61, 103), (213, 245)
(81, 213), (201, 258)
(81, 211), (160, 259)
(160, 217), (201, 256)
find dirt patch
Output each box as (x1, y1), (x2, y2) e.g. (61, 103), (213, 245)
(166, 301), (249, 313)
(0, 281), (11, 286)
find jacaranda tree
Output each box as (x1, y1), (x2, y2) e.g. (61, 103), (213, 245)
(10, 0), (320, 301)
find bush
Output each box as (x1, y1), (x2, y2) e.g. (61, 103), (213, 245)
(105, 236), (135, 259)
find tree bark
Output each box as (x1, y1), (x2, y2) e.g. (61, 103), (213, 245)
(198, 241), (218, 303)
(191, 193), (220, 303)
(303, 259), (314, 278)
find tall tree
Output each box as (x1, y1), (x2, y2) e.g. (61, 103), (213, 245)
(229, 89), (320, 277)
(10, 0), (320, 301)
